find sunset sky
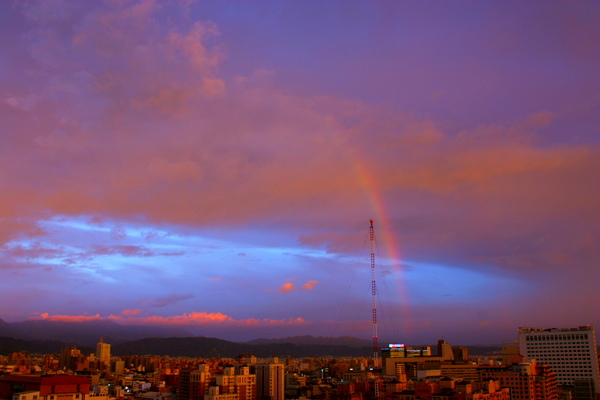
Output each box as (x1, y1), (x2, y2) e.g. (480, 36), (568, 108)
(1, 0), (599, 346)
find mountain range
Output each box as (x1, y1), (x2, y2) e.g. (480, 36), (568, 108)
(0, 318), (374, 357)
(0, 318), (502, 357)
(0, 318), (192, 347)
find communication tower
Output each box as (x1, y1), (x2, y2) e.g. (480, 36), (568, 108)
(369, 219), (380, 397)
(370, 220), (380, 363)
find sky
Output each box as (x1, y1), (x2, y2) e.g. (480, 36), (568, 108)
(1, 0), (599, 346)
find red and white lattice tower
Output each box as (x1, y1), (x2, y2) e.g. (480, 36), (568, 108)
(370, 219), (380, 398)
(370, 219), (380, 367)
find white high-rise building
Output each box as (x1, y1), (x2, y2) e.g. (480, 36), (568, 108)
(518, 326), (599, 392)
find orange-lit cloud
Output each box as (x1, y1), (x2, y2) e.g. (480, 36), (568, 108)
(279, 280), (318, 293)
(303, 280), (318, 290)
(279, 283), (295, 293)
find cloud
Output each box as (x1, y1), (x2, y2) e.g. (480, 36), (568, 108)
(38, 312), (103, 323)
(91, 245), (154, 257)
(5, 243), (65, 261)
(279, 283), (295, 293)
(279, 280), (318, 293)
(1, 1), (599, 342)
(121, 309), (142, 317)
(0, 220), (45, 247)
(146, 294), (195, 308)
(303, 280), (318, 290)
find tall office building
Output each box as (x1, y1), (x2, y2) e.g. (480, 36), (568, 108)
(255, 362), (284, 400)
(96, 338), (111, 368)
(518, 326), (599, 392)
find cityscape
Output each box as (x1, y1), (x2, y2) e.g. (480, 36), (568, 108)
(0, 327), (599, 400)
(1, 1), (599, 400)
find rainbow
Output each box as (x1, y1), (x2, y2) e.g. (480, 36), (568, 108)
(352, 157), (413, 337)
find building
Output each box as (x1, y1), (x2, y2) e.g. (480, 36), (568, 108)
(204, 387), (239, 400)
(573, 379), (596, 400)
(96, 338), (111, 369)
(114, 359), (125, 376)
(216, 366), (256, 400)
(517, 326), (599, 391)
(479, 360), (558, 400)
(0, 375), (90, 400)
(393, 378), (510, 400)
(501, 340), (524, 366)
(255, 362), (284, 400)
(134, 392), (174, 400)
(439, 363), (479, 381)
(59, 347), (84, 371)
(179, 365), (212, 400)
(381, 341), (459, 379)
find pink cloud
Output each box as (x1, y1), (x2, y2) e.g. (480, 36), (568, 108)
(5, 243), (63, 260)
(121, 309), (142, 317)
(37, 313), (103, 323)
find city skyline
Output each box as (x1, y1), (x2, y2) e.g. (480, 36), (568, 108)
(1, 1), (599, 345)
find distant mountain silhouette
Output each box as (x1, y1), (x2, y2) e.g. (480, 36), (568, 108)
(245, 335), (371, 347)
(0, 319), (505, 358)
(0, 336), (93, 355)
(111, 336), (372, 358)
(0, 320), (374, 357)
(0, 319), (193, 346)
(0, 335), (372, 358)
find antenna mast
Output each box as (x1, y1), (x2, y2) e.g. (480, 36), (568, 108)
(370, 219), (379, 367)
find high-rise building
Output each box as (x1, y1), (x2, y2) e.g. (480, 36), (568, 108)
(479, 360), (558, 400)
(255, 362), (284, 400)
(216, 366), (256, 400)
(518, 326), (599, 392)
(59, 346), (83, 371)
(114, 359), (125, 376)
(96, 338), (111, 368)
(179, 365), (211, 400)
